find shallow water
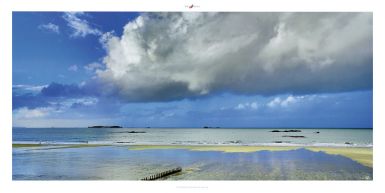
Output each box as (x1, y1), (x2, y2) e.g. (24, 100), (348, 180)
(13, 127), (373, 147)
(13, 146), (372, 180)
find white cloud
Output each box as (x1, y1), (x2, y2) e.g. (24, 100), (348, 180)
(13, 107), (54, 119)
(235, 102), (258, 110)
(84, 62), (103, 73)
(13, 84), (47, 93)
(67, 97), (98, 107)
(46, 97), (98, 109)
(235, 103), (245, 110)
(13, 97), (99, 124)
(281, 96), (297, 107)
(250, 102), (258, 109)
(12, 117), (120, 128)
(99, 31), (115, 49)
(68, 65), (78, 72)
(38, 23), (60, 34)
(63, 12), (101, 38)
(267, 97), (282, 108)
(97, 13), (372, 102)
(267, 95), (301, 108)
(79, 98), (98, 106)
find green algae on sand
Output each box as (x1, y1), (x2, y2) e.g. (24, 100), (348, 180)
(13, 144), (44, 148)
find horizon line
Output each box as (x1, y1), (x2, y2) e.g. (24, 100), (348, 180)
(12, 126), (373, 129)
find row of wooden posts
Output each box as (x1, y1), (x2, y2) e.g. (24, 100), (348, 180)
(141, 167), (182, 181)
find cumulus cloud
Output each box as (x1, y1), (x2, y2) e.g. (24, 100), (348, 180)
(63, 12), (101, 38)
(235, 102), (258, 110)
(84, 62), (103, 73)
(267, 96), (298, 108)
(96, 12), (372, 102)
(99, 31), (115, 49)
(38, 23), (60, 34)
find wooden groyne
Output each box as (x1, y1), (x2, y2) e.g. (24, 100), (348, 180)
(141, 167), (182, 181)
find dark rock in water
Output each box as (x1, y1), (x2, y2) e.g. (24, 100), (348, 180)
(282, 135), (305, 138)
(127, 131), (146, 133)
(88, 126), (104, 128)
(224, 140), (242, 144)
(271, 129), (302, 132)
(345, 142), (353, 145)
(112, 131), (146, 134)
(315, 131), (320, 134)
(284, 129), (301, 132)
(88, 125), (122, 128)
(274, 141), (291, 143)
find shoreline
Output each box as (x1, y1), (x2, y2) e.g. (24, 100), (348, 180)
(13, 143), (373, 168)
(12, 141), (373, 148)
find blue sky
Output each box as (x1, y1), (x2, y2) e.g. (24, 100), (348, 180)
(12, 12), (373, 128)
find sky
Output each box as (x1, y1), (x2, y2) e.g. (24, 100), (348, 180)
(12, 12), (373, 128)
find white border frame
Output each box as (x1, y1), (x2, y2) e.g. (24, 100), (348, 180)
(1, 1), (383, 193)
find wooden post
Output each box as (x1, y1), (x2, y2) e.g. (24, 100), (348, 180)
(141, 167), (182, 181)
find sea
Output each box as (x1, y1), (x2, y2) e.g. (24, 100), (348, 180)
(12, 127), (373, 147)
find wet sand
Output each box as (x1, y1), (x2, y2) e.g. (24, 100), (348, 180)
(128, 145), (373, 167)
(13, 144), (373, 180)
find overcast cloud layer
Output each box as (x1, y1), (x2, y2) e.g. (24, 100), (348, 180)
(97, 12), (372, 102)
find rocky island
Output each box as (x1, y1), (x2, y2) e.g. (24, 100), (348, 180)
(88, 125), (122, 128)
(270, 129), (302, 132)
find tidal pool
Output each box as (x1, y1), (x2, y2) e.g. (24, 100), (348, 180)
(13, 146), (372, 180)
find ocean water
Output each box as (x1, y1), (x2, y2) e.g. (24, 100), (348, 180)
(13, 127), (372, 147)
(12, 146), (372, 180)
